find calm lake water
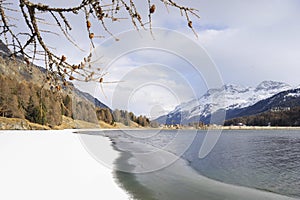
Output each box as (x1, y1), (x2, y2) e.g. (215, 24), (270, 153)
(188, 130), (300, 198)
(83, 129), (300, 200)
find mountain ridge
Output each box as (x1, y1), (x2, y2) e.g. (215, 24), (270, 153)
(224, 87), (300, 126)
(225, 88), (300, 121)
(155, 81), (294, 125)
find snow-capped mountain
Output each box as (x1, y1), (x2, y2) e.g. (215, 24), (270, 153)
(225, 87), (300, 123)
(156, 81), (292, 124)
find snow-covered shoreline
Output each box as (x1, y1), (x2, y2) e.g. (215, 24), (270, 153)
(0, 130), (130, 200)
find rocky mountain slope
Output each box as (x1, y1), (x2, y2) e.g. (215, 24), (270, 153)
(155, 81), (293, 125)
(225, 87), (300, 125)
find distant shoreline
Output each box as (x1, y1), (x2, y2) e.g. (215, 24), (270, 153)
(145, 126), (300, 131)
(1, 116), (300, 131)
(219, 126), (300, 130)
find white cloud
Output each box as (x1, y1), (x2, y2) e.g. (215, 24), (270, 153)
(187, 0), (300, 87)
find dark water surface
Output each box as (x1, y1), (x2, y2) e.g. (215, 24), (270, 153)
(188, 130), (300, 198)
(82, 129), (300, 200)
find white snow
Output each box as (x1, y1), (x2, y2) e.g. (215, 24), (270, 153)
(286, 92), (300, 98)
(168, 81), (292, 120)
(0, 130), (130, 200)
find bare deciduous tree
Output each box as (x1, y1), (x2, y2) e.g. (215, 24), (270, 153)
(0, 0), (199, 89)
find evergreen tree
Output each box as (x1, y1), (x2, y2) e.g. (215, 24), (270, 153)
(25, 96), (47, 125)
(105, 109), (113, 125)
(63, 95), (73, 118)
(113, 109), (121, 122)
(124, 111), (130, 126)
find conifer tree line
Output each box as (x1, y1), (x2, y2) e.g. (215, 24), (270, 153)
(0, 74), (62, 126)
(0, 72), (151, 127)
(96, 108), (150, 127)
(224, 107), (300, 127)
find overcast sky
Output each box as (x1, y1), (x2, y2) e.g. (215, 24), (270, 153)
(9, 0), (300, 118)
(83, 0), (300, 118)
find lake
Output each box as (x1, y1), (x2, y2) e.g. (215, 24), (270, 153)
(81, 129), (300, 200)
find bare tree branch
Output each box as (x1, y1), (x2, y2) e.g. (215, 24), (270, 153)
(0, 0), (200, 91)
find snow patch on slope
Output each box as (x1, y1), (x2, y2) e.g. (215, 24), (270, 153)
(167, 81), (291, 121)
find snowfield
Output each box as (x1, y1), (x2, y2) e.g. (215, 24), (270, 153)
(168, 81), (291, 121)
(0, 130), (129, 200)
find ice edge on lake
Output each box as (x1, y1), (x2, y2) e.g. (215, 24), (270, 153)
(110, 133), (299, 200)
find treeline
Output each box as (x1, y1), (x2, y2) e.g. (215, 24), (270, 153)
(96, 108), (150, 127)
(0, 73), (151, 128)
(96, 108), (113, 125)
(0, 74), (98, 126)
(113, 109), (150, 127)
(224, 107), (300, 126)
(188, 122), (206, 129)
(0, 75), (62, 126)
(0, 53), (148, 128)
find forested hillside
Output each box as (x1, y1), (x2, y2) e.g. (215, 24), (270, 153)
(0, 41), (149, 128)
(0, 70), (98, 127)
(225, 106), (300, 127)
